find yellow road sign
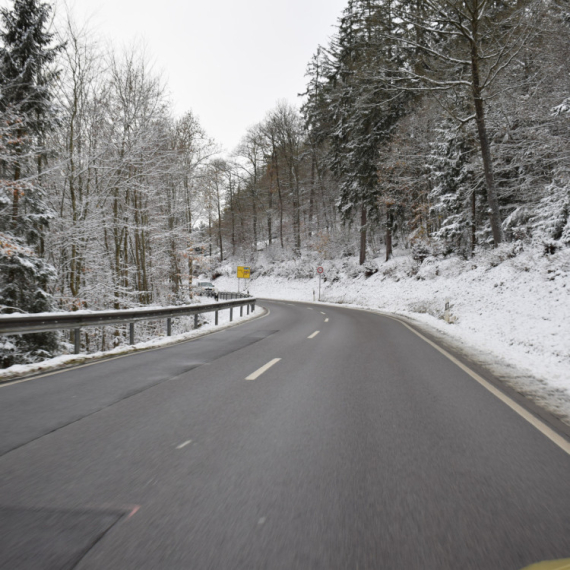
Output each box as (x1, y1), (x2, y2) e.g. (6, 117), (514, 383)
(237, 266), (251, 279)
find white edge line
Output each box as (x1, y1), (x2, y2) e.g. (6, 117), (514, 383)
(0, 307), (271, 388)
(261, 298), (570, 457)
(397, 320), (570, 456)
(245, 358), (281, 381)
(308, 331), (320, 339)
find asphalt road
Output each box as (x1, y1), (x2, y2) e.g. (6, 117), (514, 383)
(0, 299), (569, 570)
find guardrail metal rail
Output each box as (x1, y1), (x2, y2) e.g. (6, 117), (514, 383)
(0, 294), (256, 355)
(218, 292), (251, 301)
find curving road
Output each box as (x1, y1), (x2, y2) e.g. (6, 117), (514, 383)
(0, 299), (569, 569)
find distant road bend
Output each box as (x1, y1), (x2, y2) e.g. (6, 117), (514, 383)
(0, 299), (569, 570)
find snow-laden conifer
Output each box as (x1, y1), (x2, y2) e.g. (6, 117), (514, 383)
(0, 0), (62, 366)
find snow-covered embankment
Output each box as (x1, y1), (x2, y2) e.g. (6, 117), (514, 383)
(217, 246), (570, 425)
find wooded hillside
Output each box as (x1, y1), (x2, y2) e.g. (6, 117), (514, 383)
(1, 0), (568, 365)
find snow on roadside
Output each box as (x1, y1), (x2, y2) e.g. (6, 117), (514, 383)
(0, 302), (263, 383)
(217, 245), (570, 425)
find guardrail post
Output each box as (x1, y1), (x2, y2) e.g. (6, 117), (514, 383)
(166, 317), (172, 336)
(215, 310), (219, 325)
(230, 307), (233, 322)
(129, 322), (135, 345)
(247, 304), (250, 315)
(240, 305), (243, 317)
(194, 314), (198, 329)
(252, 302), (255, 312)
(74, 328), (80, 355)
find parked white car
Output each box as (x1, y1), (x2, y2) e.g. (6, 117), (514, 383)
(192, 281), (219, 299)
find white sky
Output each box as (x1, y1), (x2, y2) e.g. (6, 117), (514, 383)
(53, 0), (347, 153)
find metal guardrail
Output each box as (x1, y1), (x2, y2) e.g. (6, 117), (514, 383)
(218, 292), (250, 300)
(0, 295), (256, 355)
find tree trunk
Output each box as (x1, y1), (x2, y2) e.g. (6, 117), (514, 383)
(230, 181), (236, 257)
(471, 191), (477, 255)
(309, 152), (315, 238)
(359, 204), (367, 265)
(217, 188), (224, 262)
(267, 180), (273, 247)
(251, 191), (257, 252)
(11, 161), (21, 229)
(185, 174), (194, 291)
(385, 208), (393, 262)
(208, 212), (212, 258)
(470, 42), (503, 246)
(291, 161), (301, 255)
(276, 157), (284, 248)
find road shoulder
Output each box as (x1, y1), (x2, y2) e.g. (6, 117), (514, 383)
(0, 306), (268, 386)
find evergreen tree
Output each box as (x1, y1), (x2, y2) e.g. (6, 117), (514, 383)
(388, 0), (543, 246)
(0, 0), (61, 366)
(427, 121), (478, 254)
(309, 0), (410, 263)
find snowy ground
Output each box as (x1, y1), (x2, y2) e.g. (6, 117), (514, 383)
(217, 245), (570, 425)
(0, 301), (264, 383)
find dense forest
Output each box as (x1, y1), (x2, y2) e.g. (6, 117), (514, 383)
(0, 0), (568, 365)
(223, 0), (569, 265)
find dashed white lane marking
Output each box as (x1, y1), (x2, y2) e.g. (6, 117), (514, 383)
(308, 331), (320, 339)
(324, 318), (329, 322)
(258, 517), (266, 525)
(320, 311), (326, 315)
(0, 307), (272, 388)
(246, 358), (281, 380)
(307, 308), (314, 311)
(176, 440), (192, 449)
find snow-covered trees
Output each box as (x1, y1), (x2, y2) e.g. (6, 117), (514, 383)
(218, 0), (569, 265)
(47, 38), (218, 316)
(1, 0), (569, 366)
(0, 0), (61, 365)
(0, 4), (221, 363)
(224, 102), (314, 259)
(293, 0), (570, 263)
(327, 0), (412, 262)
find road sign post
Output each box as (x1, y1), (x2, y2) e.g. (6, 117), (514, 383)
(317, 267), (324, 301)
(237, 266), (251, 294)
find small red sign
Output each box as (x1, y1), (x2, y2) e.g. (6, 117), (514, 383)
(317, 267), (324, 274)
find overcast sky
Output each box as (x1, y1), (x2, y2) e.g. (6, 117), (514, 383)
(51, 0), (347, 153)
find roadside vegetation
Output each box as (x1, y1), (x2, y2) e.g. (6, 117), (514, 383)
(1, 0), (568, 366)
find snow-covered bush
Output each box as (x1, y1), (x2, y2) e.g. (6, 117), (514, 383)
(530, 181), (570, 247)
(411, 243), (433, 263)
